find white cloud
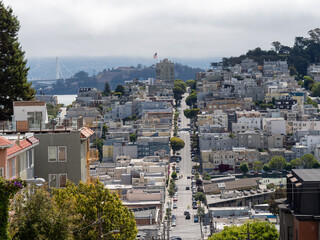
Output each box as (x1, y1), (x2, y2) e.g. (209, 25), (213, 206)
(3, 0), (320, 58)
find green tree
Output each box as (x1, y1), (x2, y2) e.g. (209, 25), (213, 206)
(0, 2), (35, 120)
(269, 156), (286, 170)
(263, 164), (271, 172)
(115, 84), (125, 95)
(253, 161), (263, 171)
(10, 186), (70, 240)
(174, 79), (186, 92)
(301, 154), (318, 168)
(185, 92), (197, 107)
(311, 82), (320, 97)
(185, 79), (196, 90)
(103, 82), (111, 96)
(53, 180), (137, 240)
(184, 108), (199, 119)
(290, 158), (303, 169)
(240, 163), (249, 174)
(173, 86), (184, 105)
(170, 137), (185, 154)
(203, 172), (211, 180)
(271, 41), (282, 53)
(194, 192), (206, 204)
(129, 133), (137, 142)
(209, 220), (279, 240)
(303, 76), (315, 90)
(102, 124), (108, 139)
(306, 97), (318, 108)
(171, 171), (177, 180)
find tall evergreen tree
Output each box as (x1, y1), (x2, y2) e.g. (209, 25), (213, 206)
(0, 2), (35, 120)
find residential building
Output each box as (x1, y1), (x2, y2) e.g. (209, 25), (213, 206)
(33, 127), (96, 187)
(263, 60), (290, 77)
(279, 169), (320, 240)
(199, 133), (237, 151)
(237, 131), (267, 149)
(156, 58), (175, 84)
(307, 64), (320, 81)
(0, 134), (39, 180)
(12, 101), (48, 132)
(241, 58), (258, 73)
(263, 118), (286, 136)
(137, 136), (170, 158)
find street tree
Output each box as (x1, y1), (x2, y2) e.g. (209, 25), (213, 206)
(185, 92), (197, 107)
(268, 156), (286, 170)
(290, 158), (303, 169)
(184, 108), (199, 119)
(301, 154), (319, 168)
(194, 192), (206, 204)
(170, 137), (185, 154)
(171, 171), (177, 180)
(253, 161), (263, 171)
(10, 186), (70, 240)
(0, 2), (35, 120)
(209, 220), (279, 240)
(53, 180), (137, 240)
(240, 163), (249, 174)
(185, 79), (196, 90)
(173, 86), (184, 105)
(174, 79), (186, 92)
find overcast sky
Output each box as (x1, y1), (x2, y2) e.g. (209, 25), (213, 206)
(3, 0), (320, 60)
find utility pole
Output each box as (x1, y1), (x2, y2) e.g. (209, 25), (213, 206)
(240, 222), (256, 240)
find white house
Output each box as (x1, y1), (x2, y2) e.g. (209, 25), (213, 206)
(12, 101), (48, 131)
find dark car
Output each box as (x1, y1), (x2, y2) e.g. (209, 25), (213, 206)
(184, 211), (190, 215)
(185, 214), (191, 219)
(186, 186), (190, 190)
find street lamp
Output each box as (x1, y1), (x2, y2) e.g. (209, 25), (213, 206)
(26, 177), (45, 186)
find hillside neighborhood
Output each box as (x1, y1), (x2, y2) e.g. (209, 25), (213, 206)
(1, 56), (320, 239)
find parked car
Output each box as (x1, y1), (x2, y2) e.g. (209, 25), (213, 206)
(172, 215), (176, 220)
(173, 197), (178, 202)
(187, 176), (191, 179)
(194, 215), (199, 223)
(186, 186), (190, 190)
(184, 211), (190, 215)
(171, 220), (176, 227)
(185, 214), (191, 220)
(173, 203), (177, 209)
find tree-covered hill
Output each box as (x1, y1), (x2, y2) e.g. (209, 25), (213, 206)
(219, 28), (320, 77)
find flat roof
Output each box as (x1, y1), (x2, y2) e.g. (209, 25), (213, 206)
(292, 169), (320, 182)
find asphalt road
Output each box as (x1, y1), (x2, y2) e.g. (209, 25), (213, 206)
(170, 93), (203, 240)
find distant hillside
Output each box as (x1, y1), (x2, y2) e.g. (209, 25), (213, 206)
(35, 63), (204, 94)
(220, 28), (320, 77)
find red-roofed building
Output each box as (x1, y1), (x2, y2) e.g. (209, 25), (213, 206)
(0, 135), (39, 180)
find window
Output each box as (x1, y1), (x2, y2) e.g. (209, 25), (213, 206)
(48, 146), (67, 162)
(49, 174), (57, 188)
(58, 146), (67, 162)
(0, 167), (4, 177)
(59, 174), (67, 188)
(48, 146), (57, 162)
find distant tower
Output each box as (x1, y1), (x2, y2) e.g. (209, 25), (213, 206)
(156, 58), (175, 84)
(56, 57), (60, 80)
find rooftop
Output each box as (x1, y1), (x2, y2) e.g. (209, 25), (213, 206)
(292, 169), (320, 182)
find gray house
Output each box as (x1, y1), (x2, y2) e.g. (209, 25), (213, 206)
(34, 127), (95, 188)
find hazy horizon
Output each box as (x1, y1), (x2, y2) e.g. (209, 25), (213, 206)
(26, 56), (217, 80)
